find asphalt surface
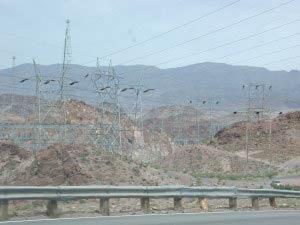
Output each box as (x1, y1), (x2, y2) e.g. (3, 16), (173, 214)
(1, 211), (300, 225)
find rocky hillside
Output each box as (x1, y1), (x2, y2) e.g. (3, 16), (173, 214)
(0, 94), (37, 123)
(0, 142), (193, 186)
(143, 105), (224, 143)
(155, 144), (272, 177)
(215, 111), (300, 170)
(0, 96), (174, 161)
(0, 143), (33, 184)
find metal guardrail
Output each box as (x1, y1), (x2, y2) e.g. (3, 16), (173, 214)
(0, 185), (300, 221)
(238, 188), (300, 199)
(0, 186), (237, 200)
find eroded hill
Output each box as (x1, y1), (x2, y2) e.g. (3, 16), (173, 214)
(154, 144), (272, 177)
(0, 142), (194, 186)
(215, 111), (300, 171)
(0, 95), (174, 161)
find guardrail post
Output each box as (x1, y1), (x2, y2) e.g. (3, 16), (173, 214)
(141, 197), (150, 214)
(174, 197), (183, 211)
(100, 198), (110, 216)
(198, 198), (208, 210)
(0, 200), (9, 221)
(251, 198), (259, 210)
(229, 197), (237, 210)
(269, 197), (277, 209)
(46, 200), (59, 218)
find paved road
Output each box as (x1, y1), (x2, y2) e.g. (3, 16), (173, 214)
(1, 211), (300, 225)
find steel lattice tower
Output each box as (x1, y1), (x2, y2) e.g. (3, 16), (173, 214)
(0, 20), (99, 152)
(10, 56), (16, 109)
(60, 19), (72, 101)
(33, 59), (41, 153)
(92, 59), (122, 153)
(242, 83), (272, 163)
(59, 19), (72, 139)
(134, 79), (144, 143)
(33, 19), (73, 149)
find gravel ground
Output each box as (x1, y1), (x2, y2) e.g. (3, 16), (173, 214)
(6, 197), (300, 221)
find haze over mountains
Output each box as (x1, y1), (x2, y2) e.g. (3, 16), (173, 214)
(1, 62), (300, 111)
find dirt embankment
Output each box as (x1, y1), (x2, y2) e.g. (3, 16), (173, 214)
(215, 111), (300, 166)
(0, 97), (176, 162)
(154, 144), (272, 176)
(0, 142), (194, 186)
(0, 143), (32, 184)
(143, 105), (217, 143)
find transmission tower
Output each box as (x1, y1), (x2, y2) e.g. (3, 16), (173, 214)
(12, 56), (16, 74)
(134, 79), (144, 142)
(92, 60), (122, 153)
(188, 98), (221, 143)
(130, 78), (155, 158)
(60, 19), (72, 101)
(33, 59), (41, 154)
(188, 99), (202, 144)
(117, 78), (154, 159)
(0, 20), (102, 152)
(243, 83), (272, 121)
(10, 56), (16, 108)
(59, 19), (72, 140)
(240, 83), (272, 163)
(34, 19), (73, 148)
(199, 98), (220, 142)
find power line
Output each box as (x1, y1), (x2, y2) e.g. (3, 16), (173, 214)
(259, 55), (300, 67)
(41, 50), (300, 104)
(117, 51), (300, 106)
(199, 54), (300, 93)
(233, 44), (300, 65)
(115, 52), (300, 99)
(0, 1), (240, 67)
(24, 42), (300, 106)
(96, 0), (241, 60)
(114, 17), (300, 77)
(49, 21), (300, 94)
(6, 40), (300, 107)
(4, 19), (300, 109)
(0, 80), (172, 107)
(154, 19), (300, 67)
(2, 1), (295, 72)
(118, 0), (296, 65)
(211, 32), (300, 62)
(161, 39), (300, 86)
(1, 0), (295, 72)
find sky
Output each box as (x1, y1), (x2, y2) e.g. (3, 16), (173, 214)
(1, 0), (300, 71)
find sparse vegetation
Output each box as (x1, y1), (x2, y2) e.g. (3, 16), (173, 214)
(192, 171), (277, 181)
(79, 199), (87, 204)
(273, 184), (300, 191)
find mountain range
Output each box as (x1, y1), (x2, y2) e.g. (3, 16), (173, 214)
(1, 62), (300, 112)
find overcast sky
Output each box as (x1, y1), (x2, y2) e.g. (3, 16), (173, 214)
(1, 0), (300, 71)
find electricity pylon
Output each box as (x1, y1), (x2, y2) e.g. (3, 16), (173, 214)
(234, 83), (272, 163)
(92, 60), (122, 153)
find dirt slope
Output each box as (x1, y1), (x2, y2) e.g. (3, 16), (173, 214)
(215, 111), (300, 166)
(0, 97), (174, 161)
(0, 143), (32, 184)
(144, 105), (216, 144)
(1, 143), (193, 186)
(155, 144), (272, 175)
